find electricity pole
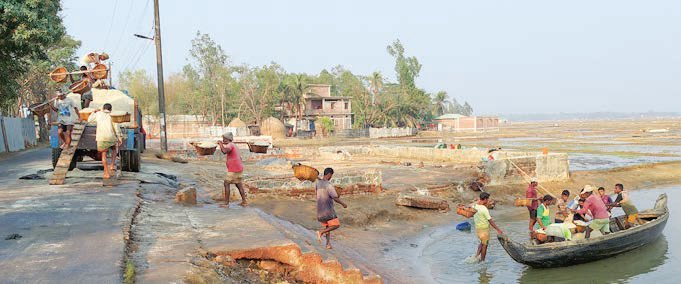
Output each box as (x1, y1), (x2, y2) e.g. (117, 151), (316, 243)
(153, 0), (168, 153)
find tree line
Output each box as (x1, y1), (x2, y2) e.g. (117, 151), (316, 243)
(119, 32), (474, 128)
(0, 2), (474, 132)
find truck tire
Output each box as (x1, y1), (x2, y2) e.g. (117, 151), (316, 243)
(52, 148), (61, 169)
(51, 148), (78, 171)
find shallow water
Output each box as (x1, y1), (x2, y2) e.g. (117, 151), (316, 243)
(420, 187), (680, 283)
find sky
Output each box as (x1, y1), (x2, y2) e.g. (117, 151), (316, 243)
(61, 0), (681, 115)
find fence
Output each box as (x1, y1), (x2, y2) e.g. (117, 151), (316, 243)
(0, 115), (37, 153)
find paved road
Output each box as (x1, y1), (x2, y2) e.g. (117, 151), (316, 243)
(0, 147), (137, 283)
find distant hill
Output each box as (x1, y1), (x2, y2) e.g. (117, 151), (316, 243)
(500, 112), (681, 122)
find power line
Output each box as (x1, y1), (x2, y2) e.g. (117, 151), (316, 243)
(103, 0), (119, 49)
(111, 0), (137, 58)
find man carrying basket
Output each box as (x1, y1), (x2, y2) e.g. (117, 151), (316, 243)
(88, 103), (122, 179)
(218, 132), (247, 207)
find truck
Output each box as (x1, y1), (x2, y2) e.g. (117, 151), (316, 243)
(50, 88), (145, 172)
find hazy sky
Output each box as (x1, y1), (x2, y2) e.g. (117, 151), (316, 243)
(61, 0), (680, 115)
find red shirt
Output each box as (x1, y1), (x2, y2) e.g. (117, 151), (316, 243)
(225, 143), (243, 172)
(526, 185), (538, 210)
(576, 194), (609, 219)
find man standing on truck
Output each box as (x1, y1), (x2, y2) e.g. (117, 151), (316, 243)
(217, 132), (247, 207)
(50, 90), (80, 149)
(88, 103), (122, 179)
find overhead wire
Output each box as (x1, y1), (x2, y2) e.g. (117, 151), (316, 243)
(103, 0), (118, 50)
(111, 0), (137, 59)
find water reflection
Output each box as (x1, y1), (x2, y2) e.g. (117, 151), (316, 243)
(517, 236), (668, 283)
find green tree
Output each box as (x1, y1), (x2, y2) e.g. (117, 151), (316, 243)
(0, 0), (66, 113)
(462, 102), (474, 116)
(118, 69), (158, 115)
(433, 91), (448, 117)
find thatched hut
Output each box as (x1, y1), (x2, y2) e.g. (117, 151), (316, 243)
(260, 117), (286, 138)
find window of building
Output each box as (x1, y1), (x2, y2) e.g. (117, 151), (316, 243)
(344, 102), (348, 109)
(331, 102), (336, 109)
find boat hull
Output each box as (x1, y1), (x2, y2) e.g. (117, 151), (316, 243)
(498, 195), (669, 268)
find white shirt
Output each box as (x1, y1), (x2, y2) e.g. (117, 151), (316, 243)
(88, 110), (121, 142)
(54, 98), (77, 125)
(79, 52), (100, 68)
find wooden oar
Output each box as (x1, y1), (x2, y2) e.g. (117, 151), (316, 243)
(508, 159), (556, 198)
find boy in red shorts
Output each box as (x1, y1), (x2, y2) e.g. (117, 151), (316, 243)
(315, 168), (347, 249)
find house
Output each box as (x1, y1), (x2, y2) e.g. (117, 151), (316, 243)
(282, 84), (353, 131)
(434, 114), (499, 132)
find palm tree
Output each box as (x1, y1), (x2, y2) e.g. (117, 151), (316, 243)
(433, 91), (448, 116)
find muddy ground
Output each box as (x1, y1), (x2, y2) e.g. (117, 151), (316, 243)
(172, 118), (681, 281)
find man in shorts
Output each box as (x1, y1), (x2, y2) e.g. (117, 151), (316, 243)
(50, 90), (80, 149)
(88, 103), (122, 179)
(315, 168), (347, 249)
(473, 192), (503, 262)
(217, 132), (247, 207)
(526, 178), (541, 233)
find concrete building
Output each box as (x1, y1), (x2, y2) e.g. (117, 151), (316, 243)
(282, 84), (353, 132)
(434, 114), (499, 132)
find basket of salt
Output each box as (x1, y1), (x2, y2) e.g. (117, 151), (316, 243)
(190, 142), (217, 156)
(79, 108), (94, 121)
(456, 204), (477, 218)
(514, 198), (534, 207)
(248, 142), (269, 153)
(111, 111), (130, 123)
(292, 164), (319, 182)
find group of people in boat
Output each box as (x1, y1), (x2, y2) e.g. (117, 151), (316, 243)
(469, 180), (645, 262)
(526, 179), (643, 243)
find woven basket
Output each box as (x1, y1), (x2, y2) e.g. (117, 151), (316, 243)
(79, 110), (92, 121)
(456, 204), (477, 218)
(292, 165), (319, 182)
(92, 64), (108, 79)
(190, 143), (217, 156)
(111, 112), (130, 123)
(534, 232), (547, 242)
(29, 103), (50, 116)
(69, 79), (91, 95)
(248, 143), (269, 153)
(49, 67), (68, 83)
(514, 198), (533, 207)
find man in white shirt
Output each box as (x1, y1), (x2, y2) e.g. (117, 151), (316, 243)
(79, 52), (109, 68)
(88, 103), (122, 179)
(50, 90), (80, 149)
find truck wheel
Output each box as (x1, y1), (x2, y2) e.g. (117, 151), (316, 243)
(52, 148), (62, 169)
(121, 150), (130, 172)
(51, 148), (78, 171)
(129, 138), (141, 172)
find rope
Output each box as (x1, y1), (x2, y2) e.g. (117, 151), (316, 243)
(507, 159), (556, 198)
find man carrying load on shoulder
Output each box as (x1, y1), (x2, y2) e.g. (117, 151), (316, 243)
(571, 185), (609, 239)
(88, 103), (122, 179)
(473, 192), (503, 262)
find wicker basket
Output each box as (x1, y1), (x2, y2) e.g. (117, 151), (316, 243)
(29, 103), (50, 116)
(79, 109), (93, 121)
(292, 165), (319, 182)
(514, 198), (534, 207)
(49, 67), (68, 83)
(534, 231), (548, 242)
(248, 143), (269, 153)
(92, 64), (108, 79)
(190, 142), (217, 156)
(456, 204), (477, 218)
(69, 79), (91, 95)
(111, 112), (131, 123)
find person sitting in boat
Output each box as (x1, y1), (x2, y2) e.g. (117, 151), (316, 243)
(571, 185), (609, 239)
(555, 190), (570, 224)
(472, 192), (503, 262)
(598, 187), (613, 207)
(610, 183), (642, 228)
(572, 198), (592, 222)
(534, 195), (572, 243)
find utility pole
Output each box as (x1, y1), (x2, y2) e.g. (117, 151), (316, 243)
(153, 0), (168, 153)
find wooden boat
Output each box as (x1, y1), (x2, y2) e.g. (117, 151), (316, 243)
(498, 194), (669, 268)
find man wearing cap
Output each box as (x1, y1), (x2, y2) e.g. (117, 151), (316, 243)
(217, 132), (247, 207)
(50, 90), (80, 149)
(571, 185), (609, 239)
(526, 178), (542, 233)
(79, 52), (109, 68)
